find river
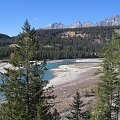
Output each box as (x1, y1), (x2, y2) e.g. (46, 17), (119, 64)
(0, 59), (77, 101)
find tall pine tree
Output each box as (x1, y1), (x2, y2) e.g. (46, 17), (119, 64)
(66, 91), (84, 120)
(91, 32), (120, 120)
(0, 20), (55, 120)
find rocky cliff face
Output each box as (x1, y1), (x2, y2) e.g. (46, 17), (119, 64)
(82, 21), (93, 27)
(43, 22), (65, 29)
(68, 21), (82, 28)
(95, 15), (120, 26)
(42, 15), (120, 29)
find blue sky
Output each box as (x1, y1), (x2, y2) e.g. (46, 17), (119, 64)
(0, 0), (120, 36)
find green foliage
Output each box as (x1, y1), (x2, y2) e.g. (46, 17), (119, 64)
(36, 26), (118, 59)
(1, 26), (120, 60)
(0, 20), (55, 120)
(91, 32), (120, 120)
(0, 33), (14, 59)
(10, 20), (39, 66)
(66, 91), (85, 120)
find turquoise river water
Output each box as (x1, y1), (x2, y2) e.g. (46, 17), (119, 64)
(0, 59), (77, 101)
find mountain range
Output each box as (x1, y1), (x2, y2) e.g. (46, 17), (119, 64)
(42, 15), (120, 29)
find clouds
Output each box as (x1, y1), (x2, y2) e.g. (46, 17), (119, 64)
(34, 17), (39, 21)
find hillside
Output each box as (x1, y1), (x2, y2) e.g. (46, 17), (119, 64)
(0, 34), (14, 59)
(1, 26), (120, 60)
(36, 26), (120, 60)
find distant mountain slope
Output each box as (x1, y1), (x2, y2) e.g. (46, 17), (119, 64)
(42, 15), (120, 29)
(36, 26), (120, 59)
(68, 22), (82, 28)
(1, 25), (120, 60)
(95, 15), (120, 26)
(0, 33), (10, 39)
(0, 33), (14, 59)
(0, 33), (14, 46)
(43, 23), (65, 29)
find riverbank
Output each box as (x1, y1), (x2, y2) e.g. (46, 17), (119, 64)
(46, 58), (102, 88)
(0, 58), (102, 118)
(0, 63), (14, 73)
(46, 58), (102, 116)
(0, 59), (65, 74)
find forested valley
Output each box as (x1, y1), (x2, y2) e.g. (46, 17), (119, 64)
(1, 26), (120, 60)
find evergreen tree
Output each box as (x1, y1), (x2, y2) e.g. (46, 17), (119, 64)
(0, 20), (55, 120)
(66, 91), (84, 120)
(91, 33), (120, 120)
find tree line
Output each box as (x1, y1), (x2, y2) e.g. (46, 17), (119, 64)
(91, 32), (120, 120)
(36, 26), (116, 59)
(1, 25), (120, 60)
(0, 34), (14, 59)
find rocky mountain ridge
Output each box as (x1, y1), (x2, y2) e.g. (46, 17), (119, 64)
(42, 15), (120, 29)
